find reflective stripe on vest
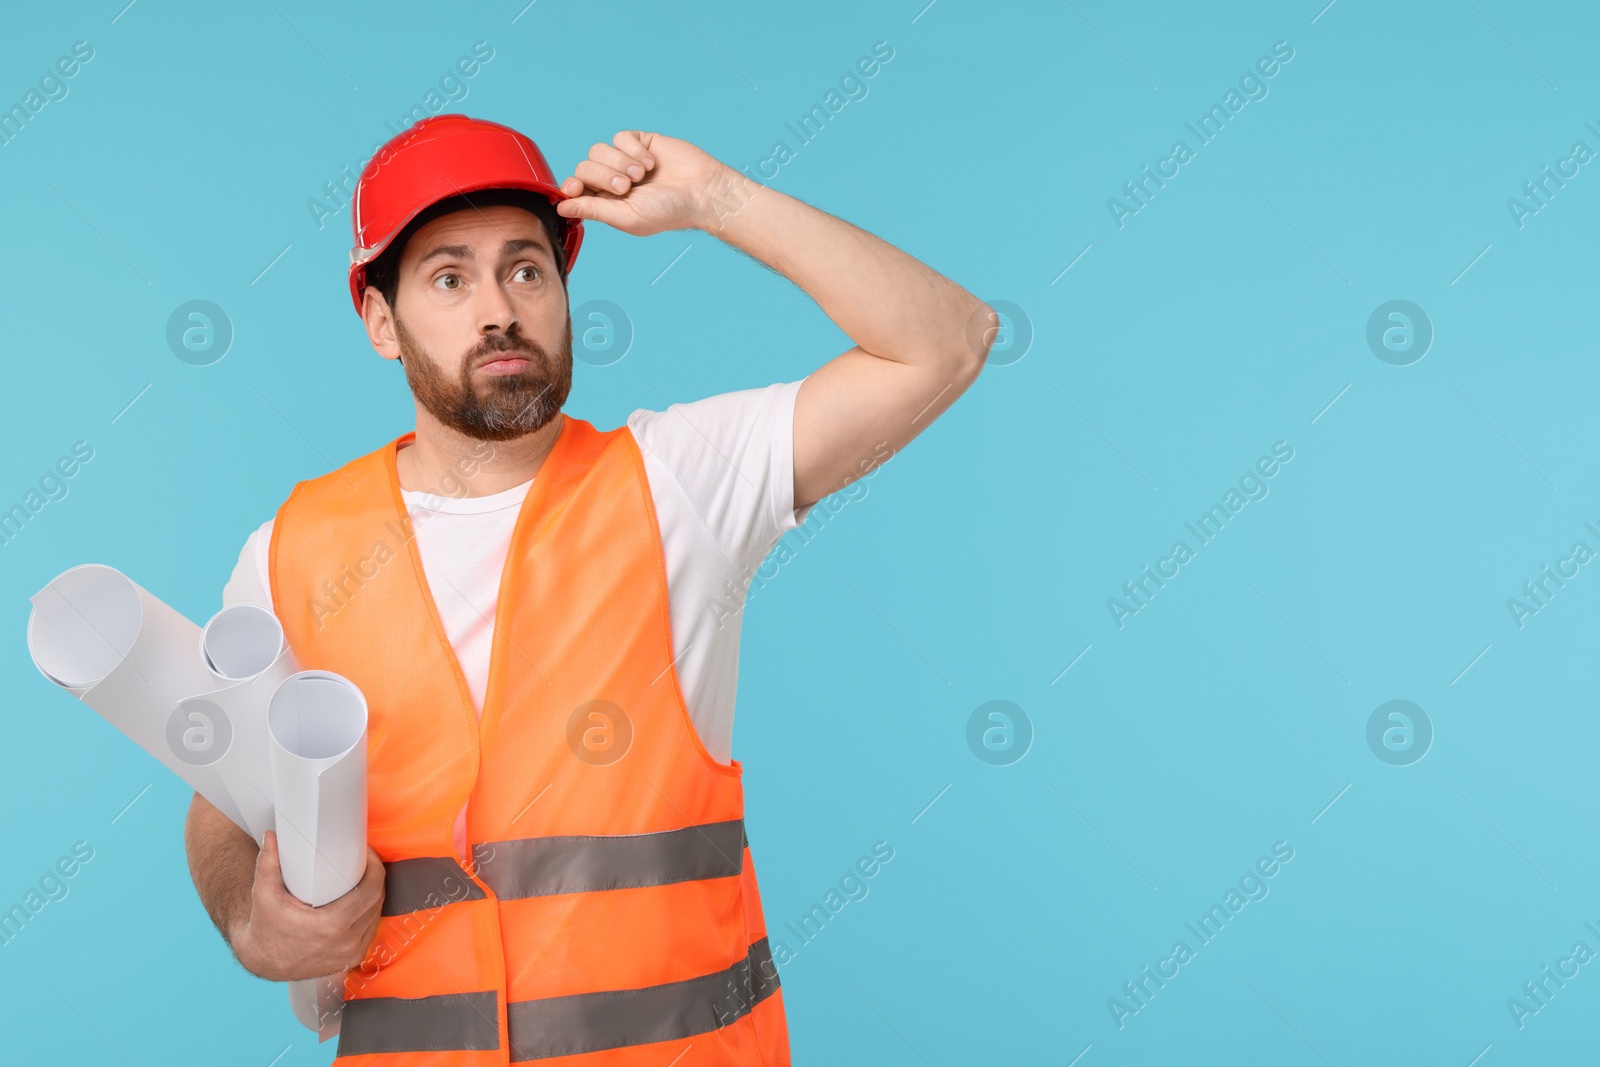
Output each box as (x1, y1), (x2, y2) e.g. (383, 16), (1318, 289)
(336, 938), (780, 1060)
(380, 856), (486, 916)
(337, 990), (500, 1055)
(509, 936), (780, 1061)
(384, 819), (747, 911)
(474, 818), (748, 900)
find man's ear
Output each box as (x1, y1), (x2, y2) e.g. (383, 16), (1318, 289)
(362, 287), (402, 362)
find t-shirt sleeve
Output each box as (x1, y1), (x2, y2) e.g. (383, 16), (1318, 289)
(222, 518), (275, 613)
(626, 377), (816, 573)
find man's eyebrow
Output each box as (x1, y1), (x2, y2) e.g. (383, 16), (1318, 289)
(414, 236), (551, 270)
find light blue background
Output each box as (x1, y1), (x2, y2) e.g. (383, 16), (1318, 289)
(2, 1), (1596, 1063)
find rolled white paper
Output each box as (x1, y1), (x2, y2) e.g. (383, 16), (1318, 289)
(270, 667), (370, 1042)
(26, 564), (246, 829)
(27, 567), (369, 1041)
(194, 604), (302, 843)
(267, 670), (368, 907)
(201, 601), (285, 680)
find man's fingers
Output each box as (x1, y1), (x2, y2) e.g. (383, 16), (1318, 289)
(324, 848), (384, 921)
(336, 853), (388, 964)
(356, 899), (384, 954)
(256, 830), (281, 880)
(612, 130), (654, 170)
(360, 848), (386, 901)
(555, 195), (632, 230)
(588, 142), (646, 182)
(572, 158), (632, 196)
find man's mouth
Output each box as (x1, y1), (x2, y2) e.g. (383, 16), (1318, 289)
(477, 356), (531, 375)
(474, 347), (537, 375)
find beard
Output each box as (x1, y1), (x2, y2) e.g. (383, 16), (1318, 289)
(395, 309), (574, 441)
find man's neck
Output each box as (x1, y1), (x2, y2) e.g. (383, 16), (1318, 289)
(396, 410), (565, 498)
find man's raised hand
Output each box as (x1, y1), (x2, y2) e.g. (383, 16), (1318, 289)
(556, 131), (737, 237)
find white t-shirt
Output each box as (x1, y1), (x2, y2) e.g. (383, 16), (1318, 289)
(223, 377), (815, 775)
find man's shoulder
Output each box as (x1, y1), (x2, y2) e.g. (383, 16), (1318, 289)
(225, 432), (403, 611)
(624, 378), (805, 451)
(222, 515), (277, 610)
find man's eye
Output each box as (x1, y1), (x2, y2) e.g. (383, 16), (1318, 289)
(514, 265), (541, 283)
(434, 273), (461, 290)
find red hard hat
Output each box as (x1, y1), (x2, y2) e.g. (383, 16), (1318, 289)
(347, 114), (583, 316)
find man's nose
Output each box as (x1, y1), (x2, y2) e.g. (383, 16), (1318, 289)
(475, 279), (519, 335)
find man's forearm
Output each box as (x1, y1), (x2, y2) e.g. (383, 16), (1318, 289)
(184, 792), (257, 952)
(184, 795), (388, 981)
(700, 166), (984, 373)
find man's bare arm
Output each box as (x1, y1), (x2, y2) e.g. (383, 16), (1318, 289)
(184, 790), (257, 951)
(184, 791), (388, 982)
(555, 130), (995, 513)
(702, 169), (992, 510)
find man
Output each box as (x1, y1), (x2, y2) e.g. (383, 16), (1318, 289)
(184, 114), (992, 1064)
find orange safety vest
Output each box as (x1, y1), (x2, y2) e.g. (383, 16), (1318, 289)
(269, 414), (791, 1065)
